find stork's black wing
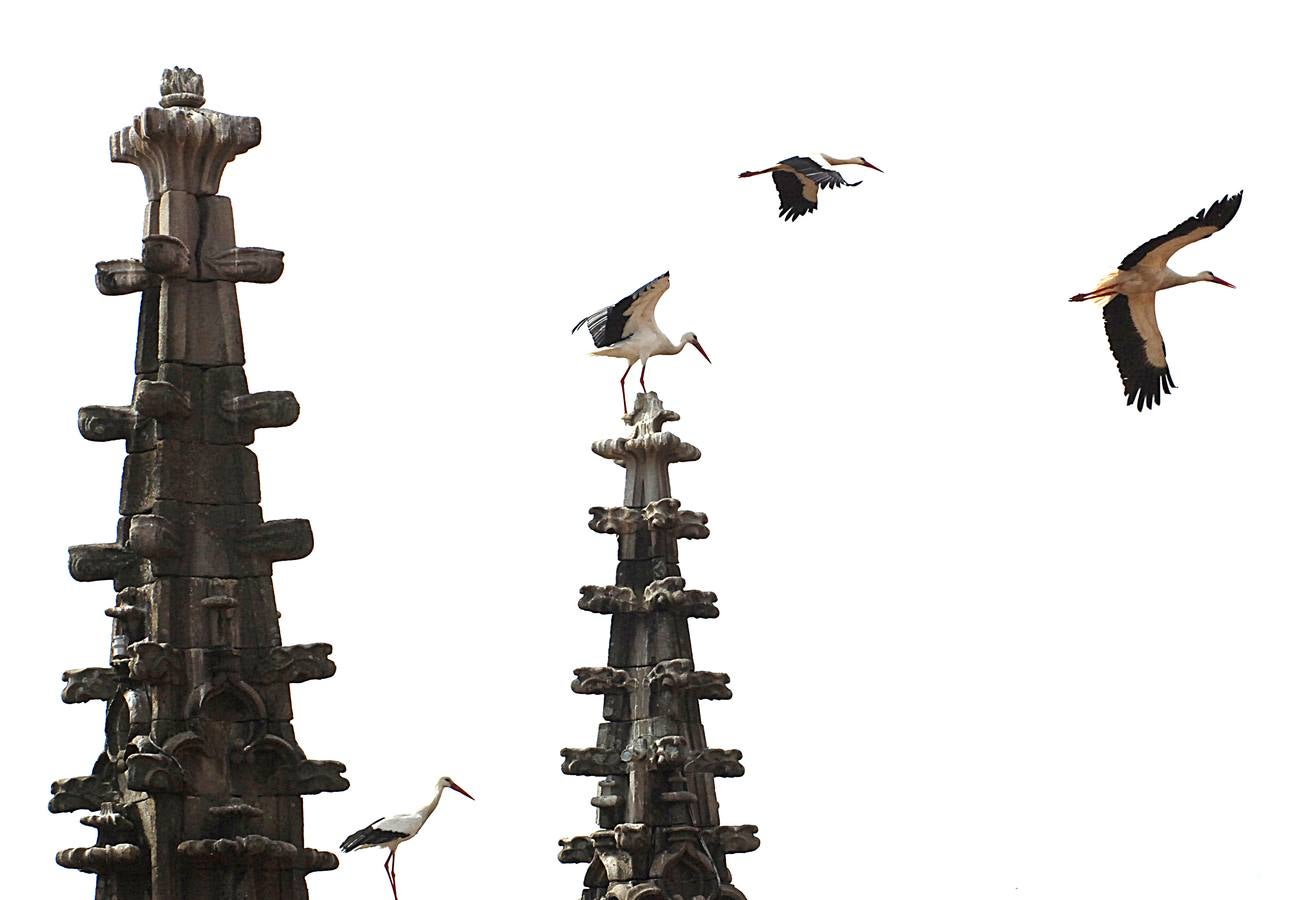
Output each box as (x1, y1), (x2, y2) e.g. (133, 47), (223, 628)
(772, 169), (816, 221)
(1102, 293), (1175, 410)
(1119, 192), (1243, 272)
(572, 272), (670, 347)
(781, 156), (861, 190)
(340, 818), (407, 852)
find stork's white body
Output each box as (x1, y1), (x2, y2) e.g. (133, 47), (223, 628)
(365, 805), (435, 850)
(592, 323), (688, 366)
(592, 326), (705, 412)
(1086, 265), (1224, 308)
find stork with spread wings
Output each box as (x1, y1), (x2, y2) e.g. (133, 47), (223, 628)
(1070, 192), (1242, 410)
(572, 272), (710, 414)
(739, 153), (882, 221)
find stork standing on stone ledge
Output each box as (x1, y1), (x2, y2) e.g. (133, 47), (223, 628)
(572, 271), (711, 413)
(340, 777), (474, 900)
(1069, 191), (1242, 410)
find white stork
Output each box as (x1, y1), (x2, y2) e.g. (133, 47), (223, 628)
(739, 153), (882, 221)
(571, 271), (710, 413)
(1069, 192), (1242, 409)
(340, 776), (474, 900)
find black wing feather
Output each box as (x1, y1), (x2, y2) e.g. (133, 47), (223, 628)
(781, 156), (860, 190)
(1119, 192), (1243, 271)
(772, 170), (815, 221)
(340, 818), (407, 852)
(571, 272), (668, 348)
(1102, 295), (1175, 411)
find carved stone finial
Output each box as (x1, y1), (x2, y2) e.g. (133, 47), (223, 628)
(160, 67), (205, 108)
(594, 392), (700, 505)
(622, 391), (678, 436)
(111, 87), (261, 197)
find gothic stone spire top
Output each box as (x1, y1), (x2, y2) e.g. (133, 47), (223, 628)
(561, 392), (756, 900)
(52, 71), (344, 900)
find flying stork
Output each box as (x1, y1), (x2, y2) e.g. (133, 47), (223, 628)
(340, 776), (474, 900)
(571, 271), (710, 414)
(739, 153), (882, 221)
(1070, 191), (1242, 410)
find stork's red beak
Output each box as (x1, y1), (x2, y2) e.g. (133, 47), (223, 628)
(691, 340), (711, 364)
(450, 782), (475, 800)
(862, 160), (883, 173)
(1211, 276), (1236, 288)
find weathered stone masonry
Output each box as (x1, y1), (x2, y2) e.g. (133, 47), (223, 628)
(560, 392), (758, 900)
(51, 68), (346, 900)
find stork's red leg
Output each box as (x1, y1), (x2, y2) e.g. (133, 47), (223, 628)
(639, 360), (647, 393)
(384, 848), (397, 900)
(619, 360), (634, 414)
(1069, 288), (1119, 302)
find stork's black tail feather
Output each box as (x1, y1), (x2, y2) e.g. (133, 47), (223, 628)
(340, 819), (388, 852)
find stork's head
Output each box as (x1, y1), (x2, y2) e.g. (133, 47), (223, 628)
(1200, 270), (1235, 288)
(821, 153), (883, 172)
(437, 776), (475, 800)
(682, 332), (711, 363)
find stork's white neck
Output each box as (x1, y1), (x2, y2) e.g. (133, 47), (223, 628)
(417, 783), (448, 820)
(1159, 270), (1215, 289)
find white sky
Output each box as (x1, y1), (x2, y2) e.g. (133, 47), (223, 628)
(2, 2), (1296, 898)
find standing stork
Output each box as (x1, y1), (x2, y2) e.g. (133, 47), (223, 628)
(739, 153), (882, 221)
(1070, 191), (1242, 410)
(571, 271), (711, 413)
(340, 776), (474, 900)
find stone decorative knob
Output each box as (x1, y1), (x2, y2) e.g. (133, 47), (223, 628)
(159, 66), (205, 109)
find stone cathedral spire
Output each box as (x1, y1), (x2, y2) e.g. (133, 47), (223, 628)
(51, 68), (346, 900)
(560, 392), (759, 900)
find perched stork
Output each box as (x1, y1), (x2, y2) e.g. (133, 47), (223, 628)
(739, 153), (882, 221)
(1070, 192), (1242, 410)
(571, 271), (710, 413)
(340, 776), (474, 900)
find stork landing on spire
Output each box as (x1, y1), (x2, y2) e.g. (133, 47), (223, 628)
(572, 271), (710, 413)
